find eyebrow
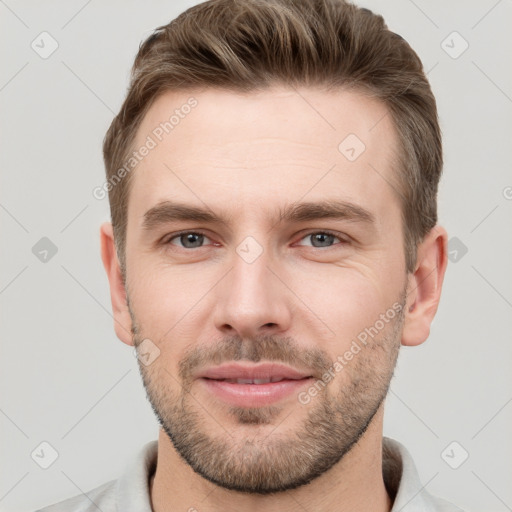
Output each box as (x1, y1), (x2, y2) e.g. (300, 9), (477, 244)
(141, 199), (375, 232)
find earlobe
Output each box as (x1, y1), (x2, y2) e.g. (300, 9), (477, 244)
(401, 225), (448, 347)
(99, 222), (134, 346)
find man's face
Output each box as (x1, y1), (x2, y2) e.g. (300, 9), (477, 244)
(124, 86), (408, 493)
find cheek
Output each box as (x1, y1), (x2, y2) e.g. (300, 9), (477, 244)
(128, 261), (214, 343)
(290, 263), (400, 345)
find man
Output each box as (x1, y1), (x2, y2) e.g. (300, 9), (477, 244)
(37, 0), (464, 510)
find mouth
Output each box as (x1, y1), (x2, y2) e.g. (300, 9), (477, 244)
(196, 362), (314, 407)
(210, 376), (300, 384)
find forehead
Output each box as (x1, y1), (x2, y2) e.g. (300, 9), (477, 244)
(128, 86), (401, 227)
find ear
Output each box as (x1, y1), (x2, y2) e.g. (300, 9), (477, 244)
(402, 225), (448, 347)
(100, 222), (134, 346)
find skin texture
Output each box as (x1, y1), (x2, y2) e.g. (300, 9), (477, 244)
(100, 86), (448, 512)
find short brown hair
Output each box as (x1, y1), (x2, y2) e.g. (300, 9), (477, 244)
(103, 0), (442, 277)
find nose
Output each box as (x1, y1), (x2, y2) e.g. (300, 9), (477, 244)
(213, 247), (292, 340)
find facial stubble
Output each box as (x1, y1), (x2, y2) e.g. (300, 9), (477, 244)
(131, 295), (405, 494)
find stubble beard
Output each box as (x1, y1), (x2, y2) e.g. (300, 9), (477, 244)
(132, 297), (405, 494)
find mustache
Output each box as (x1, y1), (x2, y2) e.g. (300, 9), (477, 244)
(176, 334), (333, 384)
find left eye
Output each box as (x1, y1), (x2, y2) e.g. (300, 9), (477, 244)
(296, 231), (345, 248)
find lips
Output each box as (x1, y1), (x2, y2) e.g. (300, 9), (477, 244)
(196, 363), (313, 407)
(218, 377), (289, 384)
(197, 362), (312, 382)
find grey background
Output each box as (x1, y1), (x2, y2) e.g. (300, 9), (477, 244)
(1, 1), (511, 511)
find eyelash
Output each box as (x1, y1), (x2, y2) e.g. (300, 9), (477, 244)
(163, 229), (348, 249)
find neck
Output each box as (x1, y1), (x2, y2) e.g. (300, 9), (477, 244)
(150, 407), (392, 512)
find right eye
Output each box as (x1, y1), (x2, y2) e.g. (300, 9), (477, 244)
(165, 231), (214, 249)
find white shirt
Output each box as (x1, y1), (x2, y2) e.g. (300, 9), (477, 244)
(36, 437), (465, 511)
